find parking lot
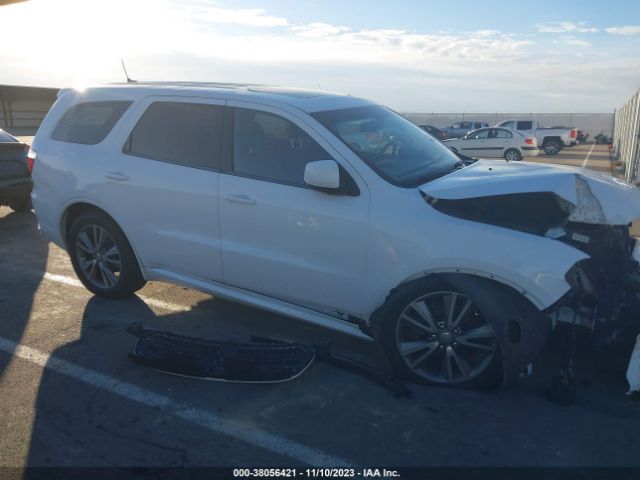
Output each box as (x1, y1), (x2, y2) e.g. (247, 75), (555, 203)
(2, 141), (640, 471)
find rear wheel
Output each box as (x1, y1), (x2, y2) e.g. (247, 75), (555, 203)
(543, 139), (561, 155)
(504, 148), (522, 162)
(68, 212), (145, 298)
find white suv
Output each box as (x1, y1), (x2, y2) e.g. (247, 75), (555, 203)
(31, 83), (640, 387)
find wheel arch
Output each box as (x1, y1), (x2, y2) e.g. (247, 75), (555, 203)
(369, 271), (551, 384)
(60, 200), (146, 279)
(542, 135), (561, 145)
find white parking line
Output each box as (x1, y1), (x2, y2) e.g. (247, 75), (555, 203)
(0, 336), (351, 466)
(581, 142), (596, 169)
(42, 271), (191, 313)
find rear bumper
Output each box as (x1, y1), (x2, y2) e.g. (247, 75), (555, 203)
(0, 179), (31, 202)
(522, 146), (539, 156)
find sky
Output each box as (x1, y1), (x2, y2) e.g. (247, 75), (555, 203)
(1, 0), (639, 112)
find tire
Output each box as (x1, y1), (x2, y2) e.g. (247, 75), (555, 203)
(8, 194), (32, 213)
(371, 276), (503, 388)
(68, 211), (145, 298)
(543, 139), (561, 155)
(504, 148), (522, 162)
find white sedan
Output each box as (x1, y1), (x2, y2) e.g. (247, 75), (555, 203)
(443, 127), (538, 161)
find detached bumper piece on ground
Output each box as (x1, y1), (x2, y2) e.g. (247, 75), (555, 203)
(127, 323), (314, 383)
(126, 323), (412, 397)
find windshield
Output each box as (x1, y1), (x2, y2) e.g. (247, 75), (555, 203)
(312, 105), (461, 187)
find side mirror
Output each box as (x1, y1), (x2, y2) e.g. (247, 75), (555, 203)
(304, 160), (340, 190)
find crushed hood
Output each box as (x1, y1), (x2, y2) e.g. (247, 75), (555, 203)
(420, 160), (640, 225)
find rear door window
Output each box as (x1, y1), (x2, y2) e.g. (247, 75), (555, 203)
(517, 121), (533, 130)
(125, 101), (223, 170)
(232, 108), (333, 186)
(52, 101), (132, 145)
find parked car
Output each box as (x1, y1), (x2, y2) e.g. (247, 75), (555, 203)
(31, 83), (640, 388)
(495, 119), (577, 155)
(440, 121), (489, 139)
(443, 127), (537, 161)
(0, 128), (32, 212)
(418, 124), (448, 140)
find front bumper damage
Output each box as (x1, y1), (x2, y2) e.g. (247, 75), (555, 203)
(420, 160), (640, 387)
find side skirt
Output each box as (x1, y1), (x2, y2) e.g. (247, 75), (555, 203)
(145, 267), (373, 342)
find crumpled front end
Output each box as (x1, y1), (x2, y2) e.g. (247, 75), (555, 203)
(420, 159), (640, 357)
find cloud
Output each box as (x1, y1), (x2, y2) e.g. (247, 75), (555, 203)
(536, 21), (598, 33)
(559, 36), (592, 47)
(291, 23), (351, 38)
(0, 0), (638, 112)
(606, 25), (640, 35)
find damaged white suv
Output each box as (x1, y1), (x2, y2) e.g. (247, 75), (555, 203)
(31, 83), (640, 387)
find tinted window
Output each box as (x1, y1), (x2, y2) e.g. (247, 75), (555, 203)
(468, 129), (489, 139)
(459, 122), (472, 129)
(474, 122), (484, 129)
(233, 108), (332, 185)
(126, 102), (223, 170)
(517, 121), (533, 130)
(52, 101), (131, 145)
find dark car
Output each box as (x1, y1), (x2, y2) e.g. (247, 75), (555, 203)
(0, 129), (32, 212)
(418, 124), (448, 140)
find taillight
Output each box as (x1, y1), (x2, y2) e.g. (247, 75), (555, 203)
(525, 138), (535, 145)
(570, 129), (577, 138)
(27, 148), (36, 172)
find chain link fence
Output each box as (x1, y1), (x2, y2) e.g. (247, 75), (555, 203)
(613, 90), (640, 184)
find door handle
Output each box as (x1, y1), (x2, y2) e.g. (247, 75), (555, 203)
(104, 171), (129, 182)
(224, 193), (257, 205)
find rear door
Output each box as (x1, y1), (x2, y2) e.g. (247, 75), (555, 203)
(100, 96), (226, 281)
(218, 102), (370, 318)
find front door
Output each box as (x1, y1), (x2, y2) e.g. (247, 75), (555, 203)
(218, 103), (370, 318)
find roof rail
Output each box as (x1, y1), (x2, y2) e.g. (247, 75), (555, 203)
(108, 81), (267, 89)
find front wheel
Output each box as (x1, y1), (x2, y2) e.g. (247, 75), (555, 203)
(372, 277), (502, 388)
(68, 212), (146, 298)
(504, 148), (522, 162)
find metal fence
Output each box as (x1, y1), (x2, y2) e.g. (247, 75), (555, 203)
(0, 85), (59, 136)
(613, 90), (640, 184)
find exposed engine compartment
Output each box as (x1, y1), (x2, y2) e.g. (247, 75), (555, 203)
(422, 189), (640, 334)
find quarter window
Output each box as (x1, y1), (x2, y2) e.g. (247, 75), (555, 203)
(125, 102), (223, 170)
(232, 108), (333, 185)
(52, 101), (132, 145)
(495, 129), (513, 138)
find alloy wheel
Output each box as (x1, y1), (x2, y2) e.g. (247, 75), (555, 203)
(395, 291), (497, 384)
(75, 224), (122, 289)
